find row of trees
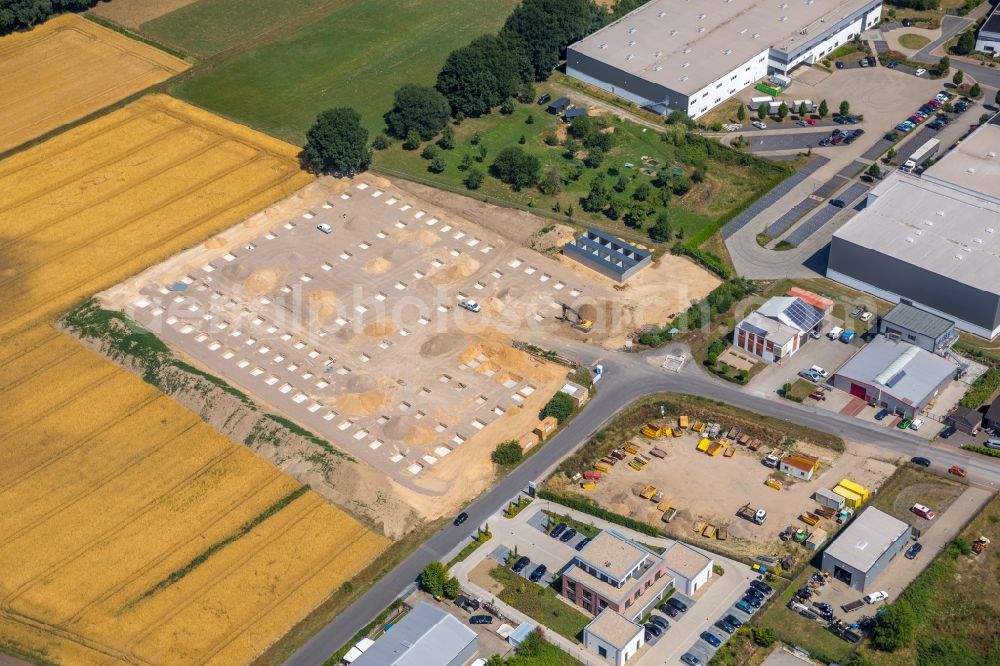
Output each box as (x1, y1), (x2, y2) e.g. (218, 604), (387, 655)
(0, 0), (96, 35)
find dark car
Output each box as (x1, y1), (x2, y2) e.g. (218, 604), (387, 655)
(902, 17), (912, 26)
(512, 556), (531, 573)
(911, 456), (932, 467)
(700, 631), (723, 648)
(928, 120), (944, 130)
(843, 134), (857, 145)
(660, 603), (679, 618)
(537, 93), (551, 105)
(867, 56), (877, 66)
(875, 408), (890, 421)
(644, 623), (663, 638)
(455, 595), (480, 612)
(831, 133), (845, 145)
(853, 128), (865, 137)
(905, 542), (923, 559)
(575, 537), (591, 551)
(559, 528), (578, 543)
(819, 137), (832, 146)
(836, 61), (845, 69)
(724, 614), (744, 629)
(938, 425), (956, 439)
(830, 199), (846, 208)
(834, 115), (848, 124)
(681, 653), (703, 666)
(845, 115), (860, 124)
(454, 512), (468, 526)
(749, 580), (773, 596)
(470, 614), (493, 625)
(550, 523), (567, 539)
(529, 564), (547, 582)
(648, 615), (669, 630)
(849, 305), (864, 318)
(735, 600), (756, 615)
(745, 587), (765, 602)
(741, 594), (762, 609)
(666, 597), (689, 613)
(715, 619), (736, 634)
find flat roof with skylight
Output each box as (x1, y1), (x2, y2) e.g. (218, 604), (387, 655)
(922, 119), (1000, 204)
(822, 507), (910, 572)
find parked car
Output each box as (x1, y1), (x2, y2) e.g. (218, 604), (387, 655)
(752, 120), (767, 130)
(745, 588), (765, 602)
(459, 298), (481, 313)
(810, 365), (829, 378)
(316, 223), (333, 234)
(715, 619), (736, 634)
(529, 564), (547, 582)
(454, 512), (469, 526)
(735, 599), (756, 615)
(644, 623), (663, 638)
(660, 603), (679, 618)
(799, 369), (822, 382)
(860, 311), (873, 323)
(915, 68), (927, 76)
(819, 137), (832, 146)
(902, 17), (913, 26)
(749, 580), (773, 596)
(700, 631), (723, 648)
(938, 425), (956, 439)
(512, 556), (531, 573)
(911, 503), (936, 520)
(575, 537), (591, 551)
(928, 120), (945, 130)
(724, 614), (745, 628)
(741, 594), (762, 609)
(849, 305), (865, 318)
(875, 409), (890, 421)
(830, 198), (846, 208)
(897, 418), (912, 429)
(867, 56), (877, 66)
(470, 614), (493, 624)
(537, 93), (551, 105)
(681, 653), (704, 666)
(559, 528), (577, 543)
(836, 61), (846, 69)
(860, 57), (869, 68)
(948, 465), (967, 477)
(648, 615), (669, 630)
(840, 329), (856, 343)
(666, 597), (689, 613)
(910, 418), (924, 431)
(911, 456), (931, 467)
(864, 591), (889, 604)
(887, 59), (899, 68)
(550, 523), (567, 539)
(905, 542), (923, 559)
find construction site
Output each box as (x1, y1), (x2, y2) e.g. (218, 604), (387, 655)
(99, 175), (712, 515)
(549, 414), (896, 563)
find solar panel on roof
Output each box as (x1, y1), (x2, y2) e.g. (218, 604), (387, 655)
(783, 299), (822, 331)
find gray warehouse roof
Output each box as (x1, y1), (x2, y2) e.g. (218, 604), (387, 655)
(568, 0), (879, 95)
(922, 121), (1000, 204)
(835, 337), (958, 407)
(881, 303), (955, 340)
(832, 173), (1000, 294)
(352, 603), (477, 666)
(823, 507), (910, 572)
(563, 228), (651, 277)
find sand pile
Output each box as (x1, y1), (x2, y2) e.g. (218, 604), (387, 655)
(363, 318), (396, 337)
(306, 290), (338, 321)
(459, 334), (540, 380)
(384, 417), (437, 446)
(430, 255), (480, 285)
(578, 299), (623, 330)
(419, 332), (464, 358)
(405, 425), (436, 445)
(244, 269), (280, 295)
(372, 176), (391, 188)
(334, 375), (386, 416)
(205, 236), (227, 249)
(365, 257), (392, 275)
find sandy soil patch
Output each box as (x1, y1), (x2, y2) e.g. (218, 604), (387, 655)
(365, 256), (393, 275)
(0, 14), (189, 154)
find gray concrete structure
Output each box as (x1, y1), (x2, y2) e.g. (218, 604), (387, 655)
(975, 3), (1000, 55)
(352, 602), (478, 666)
(831, 337), (958, 418)
(562, 228), (651, 283)
(878, 303), (958, 355)
(821, 507), (911, 591)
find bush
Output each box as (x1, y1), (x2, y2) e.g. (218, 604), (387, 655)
(437, 126), (455, 150)
(402, 129), (422, 151)
(542, 392), (575, 423)
(953, 30), (976, 55)
(752, 627), (777, 647)
(383, 84), (451, 140)
(302, 107), (371, 175)
(371, 133), (391, 150)
(421, 144), (439, 160)
(953, 536), (972, 555)
(873, 601), (916, 651)
(492, 440), (523, 465)
(428, 155), (447, 173)
(960, 367), (1000, 408)
(962, 444), (1000, 458)
(464, 167), (485, 190)
(490, 147), (540, 190)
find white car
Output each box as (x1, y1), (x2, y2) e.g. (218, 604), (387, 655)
(810, 365), (829, 379)
(752, 120), (767, 130)
(459, 298), (481, 313)
(864, 591), (889, 604)
(910, 418), (924, 431)
(316, 223), (333, 234)
(915, 68), (927, 76)
(859, 312), (873, 323)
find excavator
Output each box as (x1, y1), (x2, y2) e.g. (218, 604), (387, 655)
(558, 303), (592, 333)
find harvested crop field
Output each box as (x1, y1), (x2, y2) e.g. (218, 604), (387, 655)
(0, 14), (189, 154)
(90, 0), (202, 30)
(0, 93), (312, 340)
(0, 332), (387, 665)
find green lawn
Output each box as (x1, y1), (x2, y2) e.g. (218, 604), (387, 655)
(168, 0), (519, 139)
(489, 566), (591, 643)
(509, 641), (583, 666)
(375, 97), (789, 244)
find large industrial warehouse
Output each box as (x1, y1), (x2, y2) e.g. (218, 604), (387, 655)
(827, 122), (1000, 340)
(565, 0), (882, 118)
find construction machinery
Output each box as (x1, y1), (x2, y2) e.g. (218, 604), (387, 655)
(766, 479), (783, 491)
(558, 303), (592, 333)
(738, 504), (768, 525)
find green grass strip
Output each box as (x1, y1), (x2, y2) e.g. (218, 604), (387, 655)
(138, 485), (310, 601)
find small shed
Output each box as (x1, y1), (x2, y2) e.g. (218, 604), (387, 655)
(547, 96), (570, 114)
(946, 405), (983, 435)
(519, 431), (540, 451)
(508, 622), (537, 647)
(559, 380), (590, 407)
(814, 487), (846, 510)
(533, 416), (558, 439)
(780, 453), (819, 481)
(564, 107), (587, 121)
(805, 527), (827, 551)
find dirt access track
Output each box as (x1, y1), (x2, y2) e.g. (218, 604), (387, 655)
(0, 14), (189, 154)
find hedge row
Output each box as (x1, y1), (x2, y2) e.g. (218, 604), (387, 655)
(537, 490), (661, 537)
(959, 367), (1000, 409)
(962, 444), (1000, 458)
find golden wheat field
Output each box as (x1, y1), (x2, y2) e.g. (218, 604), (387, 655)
(0, 93), (313, 340)
(0, 95), (387, 664)
(0, 14), (190, 154)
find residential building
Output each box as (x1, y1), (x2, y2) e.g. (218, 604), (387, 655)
(561, 531), (673, 621)
(827, 120), (1000, 340)
(945, 405), (982, 435)
(821, 508), (911, 591)
(584, 609), (644, 666)
(562, 228), (652, 283)
(878, 303), (958, 355)
(975, 3), (1000, 55)
(352, 603), (478, 666)
(831, 337), (958, 418)
(780, 453), (819, 481)
(565, 0), (881, 119)
(661, 541), (713, 595)
(734, 295), (825, 362)
(986, 397), (1000, 431)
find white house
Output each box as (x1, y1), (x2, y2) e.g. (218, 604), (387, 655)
(661, 541), (713, 596)
(734, 296), (825, 363)
(584, 609), (644, 666)
(780, 453), (820, 481)
(976, 3), (1000, 55)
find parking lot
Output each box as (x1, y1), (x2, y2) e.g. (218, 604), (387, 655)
(751, 323), (863, 398)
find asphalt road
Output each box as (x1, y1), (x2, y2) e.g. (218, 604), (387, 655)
(285, 348), (1000, 666)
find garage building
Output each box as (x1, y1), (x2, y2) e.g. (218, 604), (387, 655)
(352, 602), (478, 666)
(821, 507), (911, 591)
(566, 0), (881, 119)
(584, 609), (644, 666)
(878, 303), (958, 355)
(661, 541), (713, 595)
(831, 337), (958, 418)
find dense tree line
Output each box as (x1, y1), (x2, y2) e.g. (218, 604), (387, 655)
(435, 33), (532, 118)
(1, 0), (99, 35)
(500, 0), (603, 81)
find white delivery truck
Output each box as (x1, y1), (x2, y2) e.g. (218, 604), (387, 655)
(750, 95), (773, 110)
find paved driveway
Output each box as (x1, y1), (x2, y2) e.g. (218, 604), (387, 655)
(751, 332), (861, 399)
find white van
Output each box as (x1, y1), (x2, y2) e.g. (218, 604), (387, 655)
(985, 438), (1000, 450)
(828, 326), (844, 340)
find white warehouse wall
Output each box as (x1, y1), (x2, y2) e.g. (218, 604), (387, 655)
(688, 48), (770, 118)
